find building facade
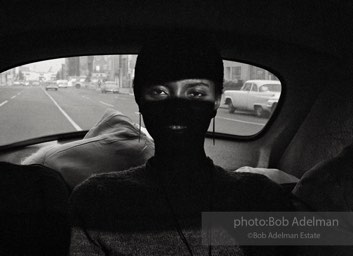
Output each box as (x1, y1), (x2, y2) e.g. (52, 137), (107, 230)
(223, 60), (278, 84)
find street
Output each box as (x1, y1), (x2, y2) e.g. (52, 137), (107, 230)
(0, 86), (268, 145)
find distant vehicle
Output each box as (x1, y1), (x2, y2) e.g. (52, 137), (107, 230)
(45, 81), (58, 91)
(67, 79), (74, 87)
(224, 80), (281, 117)
(68, 78), (83, 88)
(14, 81), (26, 86)
(101, 81), (119, 94)
(27, 81), (39, 86)
(57, 80), (68, 88)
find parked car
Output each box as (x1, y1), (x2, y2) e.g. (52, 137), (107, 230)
(31, 80), (40, 86)
(67, 79), (75, 87)
(68, 78), (83, 88)
(14, 81), (26, 86)
(57, 79), (68, 88)
(224, 80), (281, 117)
(101, 81), (119, 93)
(0, 1), (353, 256)
(45, 81), (58, 91)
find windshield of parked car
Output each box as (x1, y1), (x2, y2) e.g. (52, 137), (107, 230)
(0, 55), (281, 145)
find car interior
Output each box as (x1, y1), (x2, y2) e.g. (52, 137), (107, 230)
(0, 1), (353, 255)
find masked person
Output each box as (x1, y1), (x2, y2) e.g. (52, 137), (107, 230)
(69, 33), (295, 256)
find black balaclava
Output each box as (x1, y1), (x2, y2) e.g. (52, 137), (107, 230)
(133, 33), (224, 151)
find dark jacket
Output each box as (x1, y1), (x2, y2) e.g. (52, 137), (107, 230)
(69, 158), (294, 255)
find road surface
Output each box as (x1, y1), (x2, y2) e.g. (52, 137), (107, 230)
(0, 86), (269, 145)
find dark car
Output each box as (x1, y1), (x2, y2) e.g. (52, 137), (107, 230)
(45, 81), (58, 91)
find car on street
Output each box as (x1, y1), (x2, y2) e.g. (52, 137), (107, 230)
(29, 80), (40, 86)
(0, 1), (353, 255)
(224, 80), (281, 117)
(57, 79), (68, 88)
(45, 81), (58, 91)
(67, 78), (84, 88)
(101, 81), (119, 93)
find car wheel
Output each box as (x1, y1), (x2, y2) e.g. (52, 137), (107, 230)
(228, 101), (236, 113)
(255, 106), (264, 117)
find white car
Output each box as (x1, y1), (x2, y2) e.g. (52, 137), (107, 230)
(57, 80), (68, 88)
(224, 80), (281, 117)
(101, 81), (119, 94)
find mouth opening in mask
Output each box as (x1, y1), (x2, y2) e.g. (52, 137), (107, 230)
(168, 125), (187, 131)
(140, 98), (216, 144)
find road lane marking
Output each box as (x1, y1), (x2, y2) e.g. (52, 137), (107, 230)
(43, 89), (82, 131)
(0, 100), (8, 107)
(11, 95), (16, 99)
(99, 101), (114, 107)
(216, 116), (265, 126)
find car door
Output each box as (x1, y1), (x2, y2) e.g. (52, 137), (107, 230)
(246, 83), (259, 110)
(237, 82), (252, 110)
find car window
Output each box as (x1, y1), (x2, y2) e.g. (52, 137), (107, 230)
(262, 84), (281, 92)
(251, 84), (258, 92)
(243, 83), (252, 91)
(0, 55), (282, 145)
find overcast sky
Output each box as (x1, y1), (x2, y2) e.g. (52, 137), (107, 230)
(24, 58), (65, 73)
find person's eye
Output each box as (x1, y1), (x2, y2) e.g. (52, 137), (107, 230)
(188, 90), (207, 98)
(150, 88), (168, 96)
